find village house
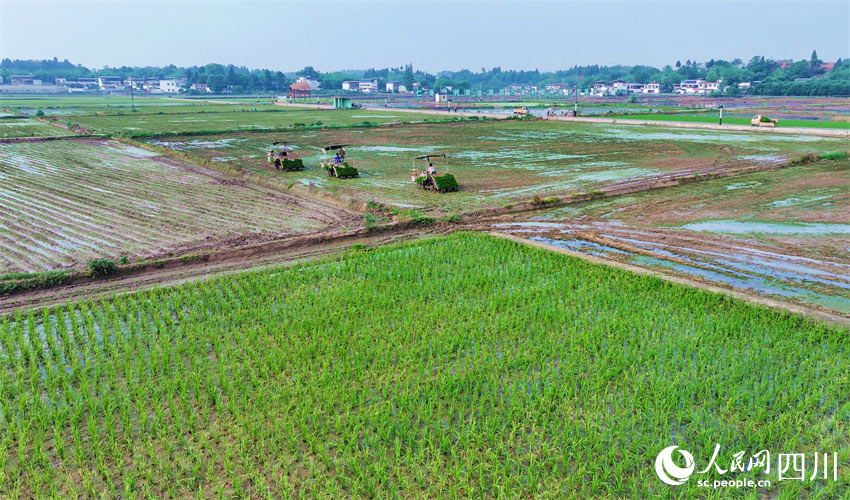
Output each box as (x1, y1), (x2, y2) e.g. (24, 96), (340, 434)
(341, 80), (359, 91)
(644, 82), (660, 94)
(159, 79), (185, 93)
(590, 81), (610, 96)
(358, 79), (378, 92)
(191, 83), (211, 92)
(10, 75), (36, 85)
(627, 83), (645, 93)
(385, 81), (403, 92)
(296, 76), (321, 90)
(97, 76), (123, 90)
(676, 78), (722, 94)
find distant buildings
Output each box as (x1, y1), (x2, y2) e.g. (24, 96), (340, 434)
(674, 78), (721, 95)
(385, 81), (404, 92)
(97, 76), (123, 90)
(358, 79), (378, 92)
(159, 79), (186, 93)
(288, 80), (311, 100)
(296, 76), (321, 90)
(545, 83), (571, 94)
(10, 75), (36, 85)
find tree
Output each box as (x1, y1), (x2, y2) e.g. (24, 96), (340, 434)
(810, 50), (824, 73)
(298, 66), (320, 78)
(403, 64), (414, 88)
(675, 60), (681, 68)
(206, 74), (226, 92)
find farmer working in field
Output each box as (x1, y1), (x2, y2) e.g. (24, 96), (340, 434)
(427, 161), (436, 176)
(280, 142), (290, 157)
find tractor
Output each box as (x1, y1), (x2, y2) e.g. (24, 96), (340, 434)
(268, 141), (304, 171)
(513, 106), (530, 117)
(320, 144), (359, 178)
(410, 154), (459, 193)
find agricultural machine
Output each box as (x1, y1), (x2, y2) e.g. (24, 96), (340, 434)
(751, 115), (778, 127)
(410, 154), (459, 193)
(269, 141), (304, 171)
(320, 144), (359, 178)
(513, 106), (530, 117)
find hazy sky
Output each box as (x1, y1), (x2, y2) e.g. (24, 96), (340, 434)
(2, 0), (848, 73)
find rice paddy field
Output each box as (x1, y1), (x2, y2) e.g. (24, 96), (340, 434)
(0, 138), (344, 273)
(3, 94), (850, 499)
(154, 120), (844, 211)
(15, 104), (286, 117)
(69, 108), (451, 136)
(0, 118), (73, 139)
(496, 158), (850, 313)
(1, 233), (847, 499)
(603, 113), (850, 129)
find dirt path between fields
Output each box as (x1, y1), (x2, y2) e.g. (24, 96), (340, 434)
(0, 223), (451, 314)
(7, 220), (847, 331)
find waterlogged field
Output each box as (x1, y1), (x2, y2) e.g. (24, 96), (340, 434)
(70, 108), (450, 136)
(0, 233), (846, 499)
(502, 159), (850, 313)
(539, 159), (850, 258)
(0, 139), (342, 272)
(0, 118), (72, 138)
(155, 120), (842, 211)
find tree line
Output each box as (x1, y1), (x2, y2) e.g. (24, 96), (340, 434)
(3, 52), (849, 96)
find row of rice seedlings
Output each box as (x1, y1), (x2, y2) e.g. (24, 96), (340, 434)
(0, 233), (847, 498)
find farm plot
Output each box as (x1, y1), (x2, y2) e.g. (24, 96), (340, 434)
(1, 233), (847, 499)
(0, 118), (72, 138)
(70, 108), (450, 136)
(17, 104), (285, 117)
(604, 113), (850, 129)
(0, 139), (346, 273)
(503, 159), (850, 313)
(156, 120), (844, 212)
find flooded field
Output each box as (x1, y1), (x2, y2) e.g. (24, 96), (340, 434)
(150, 120), (839, 211)
(0, 118), (72, 138)
(0, 138), (344, 272)
(70, 107), (449, 136)
(501, 158), (850, 314)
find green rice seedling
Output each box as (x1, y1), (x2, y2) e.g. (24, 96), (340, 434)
(0, 233), (848, 498)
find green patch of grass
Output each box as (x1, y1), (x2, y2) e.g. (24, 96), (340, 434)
(0, 270), (72, 295)
(86, 258), (116, 277)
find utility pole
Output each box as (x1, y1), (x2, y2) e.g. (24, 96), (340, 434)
(573, 86), (578, 117)
(130, 80), (135, 112)
(718, 105), (723, 126)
